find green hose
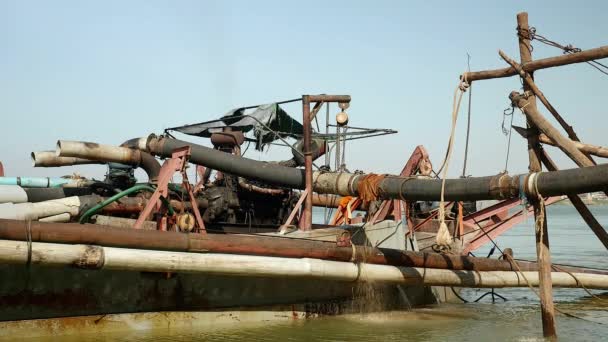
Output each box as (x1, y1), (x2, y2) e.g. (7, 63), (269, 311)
(79, 184), (174, 224)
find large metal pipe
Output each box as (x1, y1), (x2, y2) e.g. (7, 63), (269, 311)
(3, 239), (608, 289)
(138, 135), (608, 201)
(56, 141), (161, 182)
(0, 218), (606, 275)
(0, 197), (83, 220)
(23, 187), (94, 202)
(0, 185), (28, 204)
(31, 151), (103, 167)
(0, 176), (80, 188)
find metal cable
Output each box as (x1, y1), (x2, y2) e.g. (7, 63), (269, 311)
(502, 106), (516, 172)
(519, 26), (608, 76)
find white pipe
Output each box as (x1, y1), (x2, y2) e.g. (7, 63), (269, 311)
(39, 213), (71, 223)
(1, 239), (607, 289)
(0, 185), (27, 204)
(57, 141), (138, 164)
(31, 151), (102, 167)
(0, 196), (82, 220)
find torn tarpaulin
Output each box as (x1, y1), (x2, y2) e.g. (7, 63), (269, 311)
(167, 103), (303, 150)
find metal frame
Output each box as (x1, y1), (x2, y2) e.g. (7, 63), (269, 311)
(134, 146), (206, 233)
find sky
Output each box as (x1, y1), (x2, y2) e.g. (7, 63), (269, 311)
(1, 0), (607, 182)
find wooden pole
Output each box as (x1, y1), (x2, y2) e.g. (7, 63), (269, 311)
(462, 45), (608, 82)
(538, 150), (608, 250)
(516, 12), (556, 338)
(513, 126), (608, 159)
(3, 239), (608, 289)
(538, 136), (608, 159)
(498, 50), (583, 143)
(510, 92), (594, 168)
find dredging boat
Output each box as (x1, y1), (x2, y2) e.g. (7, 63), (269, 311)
(1, 12), (608, 339)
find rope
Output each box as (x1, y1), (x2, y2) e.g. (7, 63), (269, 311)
(504, 253), (608, 326)
(519, 178), (608, 325)
(551, 264), (608, 304)
(435, 75), (468, 248)
(356, 174), (387, 202)
(462, 54), (473, 177)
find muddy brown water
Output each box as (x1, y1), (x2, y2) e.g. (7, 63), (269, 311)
(20, 205), (608, 341)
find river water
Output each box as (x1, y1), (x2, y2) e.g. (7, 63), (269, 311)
(56, 206), (608, 341)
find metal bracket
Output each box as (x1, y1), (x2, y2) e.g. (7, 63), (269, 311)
(278, 189), (308, 234)
(134, 146), (206, 233)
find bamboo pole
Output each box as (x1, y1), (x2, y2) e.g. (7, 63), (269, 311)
(513, 126), (608, 158)
(2, 239), (608, 289)
(516, 12), (556, 338)
(462, 45), (608, 82)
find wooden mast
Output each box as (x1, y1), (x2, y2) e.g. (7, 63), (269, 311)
(516, 12), (557, 338)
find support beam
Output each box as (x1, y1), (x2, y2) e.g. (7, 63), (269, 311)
(300, 95), (313, 231)
(309, 101), (324, 121)
(538, 150), (608, 250)
(516, 12), (556, 338)
(498, 50), (583, 144)
(510, 92), (594, 169)
(462, 45), (608, 82)
(513, 126), (608, 159)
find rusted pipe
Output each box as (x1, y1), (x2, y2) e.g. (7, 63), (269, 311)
(307, 95), (351, 103)
(237, 177), (285, 195)
(301, 95), (313, 230)
(1, 219), (607, 275)
(56, 140), (161, 182)
(31, 151), (103, 167)
(100, 196), (209, 214)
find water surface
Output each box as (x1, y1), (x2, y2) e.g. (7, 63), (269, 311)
(42, 206), (608, 341)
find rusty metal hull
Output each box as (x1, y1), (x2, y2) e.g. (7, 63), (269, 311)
(0, 263), (438, 338)
(0, 219), (446, 338)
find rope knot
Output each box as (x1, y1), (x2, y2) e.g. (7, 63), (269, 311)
(458, 81), (470, 92)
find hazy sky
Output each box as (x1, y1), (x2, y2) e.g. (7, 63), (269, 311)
(1, 1), (607, 182)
